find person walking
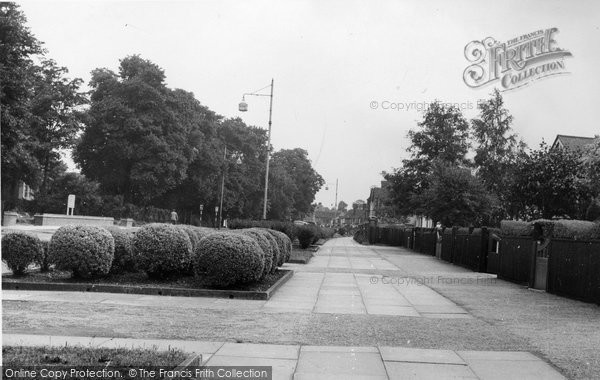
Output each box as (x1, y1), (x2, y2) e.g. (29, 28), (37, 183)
(170, 209), (178, 224)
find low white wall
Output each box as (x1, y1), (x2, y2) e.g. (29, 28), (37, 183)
(34, 214), (114, 227)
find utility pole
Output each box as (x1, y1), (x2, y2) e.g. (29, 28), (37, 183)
(262, 78), (274, 220)
(333, 179), (338, 227)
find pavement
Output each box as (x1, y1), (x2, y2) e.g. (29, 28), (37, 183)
(3, 334), (565, 380)
(2, 235), (587, 379)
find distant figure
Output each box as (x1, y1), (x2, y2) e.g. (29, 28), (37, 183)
(435, 221), (443, 259)
(170, 210), (178, 224)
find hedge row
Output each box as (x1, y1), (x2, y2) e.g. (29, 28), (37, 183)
(501, 219), (600, 240)
(2, 224), (293, 287)
(228, 219), (336, 248)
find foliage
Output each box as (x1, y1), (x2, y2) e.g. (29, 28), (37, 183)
(297, 225), (316, 249)
(384, 101), (471, 217)
(50, 225), (115, 278)
(266, 229), (292, 264)
(500, 220), (533, 237)
(237, 229), (273, 278)
(1, 4), (85, 209)
(268, 148), (324, 220)
(133, 223), (193, 279)
(1, 232), (42, 275)
(74, 56), (203, 204)
(260, 231), (282, 274)
(104, 226), (135, 273)
(228, 219), (298, 241)
(552, 220), (600, 240)
(508, 142), (591, 220)
(416, 161), (495, 226)
(194, 232), (264, 287)
(471, 89), (525, 221)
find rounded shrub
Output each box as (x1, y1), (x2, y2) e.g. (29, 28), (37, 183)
(297, 225), (316, 249)
(104, 226), (136, 273)
(551, 219), (600, 240)
(194, 232), (264, 287)
(177, 225), (200, 251)
(50, 225), (115, 278)
(2, 232), (43, 275)
(267, 229), (292, 265)
(260, 230), (282, 273)
(238, 229), (273, 278)
(133, 223), (193, 279)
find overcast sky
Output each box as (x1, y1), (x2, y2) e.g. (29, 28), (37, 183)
(18, 0), (600, 208)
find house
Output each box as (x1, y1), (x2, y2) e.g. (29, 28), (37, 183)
(551, 135), (597, 151)
(338, 200), (367, 226)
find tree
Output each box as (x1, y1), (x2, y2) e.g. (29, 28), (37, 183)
(1, 3), (44, 205)
(417, 161), (495, 226)
(268, 148), (324, 219)
(471, 89), (525, 221)
(74, 56), (199, 204)
(30, 59), (87, 197)
(385, 101), (471, 217)
(1, 4), (86, 213)
(338, 200), (348, 212)
(509, 142), (591, 220)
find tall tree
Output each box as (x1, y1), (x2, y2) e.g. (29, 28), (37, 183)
(1, 2), (44, 203)
(338, 200), (348, 212)
(74, 56), (199, 204)
(268, 148), (324, 219)
(385, 101), (471, 217)
(471, 89), (524, 220)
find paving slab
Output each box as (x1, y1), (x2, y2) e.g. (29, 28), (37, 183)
(216, 342), (299, 359)
(384, 362), (478, 380)
(206, 355), (297, 380)
(365, 305), (421, 317)
(379, 347), (466, 365)
(295, 351), (387, 378)
(464, 359), (567, 380)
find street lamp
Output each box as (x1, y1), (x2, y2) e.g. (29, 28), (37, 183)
(218, 146), (243, 229)
(325, 179), (339, 227)
(239, 79), (274, 220)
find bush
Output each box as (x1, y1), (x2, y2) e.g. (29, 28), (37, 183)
(353, 229), (367, 244)
(2, 233), (43, 275)
(133, 223), (193, 279)
(177, 225), (200, 251)
(194, 232), (264, 287)
(297, 226), (316, 249)
(552, 220), (600, 240)
(500, 220), (533, 237)
(37, 240), (53, 272)
(259, 231), (282, 273)
(104, 226), (136, 273)
(237, 229), (273, 278)
(228, 219), (298, 241)
(586, 199), (600, 222)
(267, 229), (292, 265)
(50, 225), (115, 278)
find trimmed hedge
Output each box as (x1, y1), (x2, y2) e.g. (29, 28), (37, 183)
(260, 231), (282, 273)
(50, 225), (115, 278)
(133, 223), (193, 279)
(104, 226), (136, 273)
(177, 225), (200, 251)
(237, 229), (273, 278)
(2, 232), (43, 275)
(194, 232), (264, 287)
(37, 240), (53, 272)
(267, 229), (292, 264)
(228, 219), (298, 241)
(297, 226), (315, 249)
(500, 220), (533, 237)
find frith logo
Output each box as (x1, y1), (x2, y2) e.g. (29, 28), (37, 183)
(463, 28), (573, 91)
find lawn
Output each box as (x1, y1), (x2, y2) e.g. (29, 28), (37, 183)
(3, 269), (288, 292)
(3, 345), (187, 367)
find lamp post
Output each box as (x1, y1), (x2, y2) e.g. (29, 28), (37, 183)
(325, 179), (339, 227)
(239, 79), (274, 220)
(218, 146), (242, 229)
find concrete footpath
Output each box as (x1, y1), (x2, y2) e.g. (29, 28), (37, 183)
(4, 334), (565, 380)
(4, 237), (597, 379)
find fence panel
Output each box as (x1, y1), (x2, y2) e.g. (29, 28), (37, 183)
(420, 229), (436, 256)
(547, 239), (600, 304)
(498, 236), (534, 284)
(441, 230), (454, 262)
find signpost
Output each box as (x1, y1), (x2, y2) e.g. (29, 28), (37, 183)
(66, 194), (75, 215)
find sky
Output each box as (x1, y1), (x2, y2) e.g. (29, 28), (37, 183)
(17, 0), (600, 209)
